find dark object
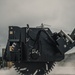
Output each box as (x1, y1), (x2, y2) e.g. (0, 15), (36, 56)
(1, 25), (75, 75)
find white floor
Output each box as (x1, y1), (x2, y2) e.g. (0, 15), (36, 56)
(50, 67), (75, 75)
(50, 62), (75, 75)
